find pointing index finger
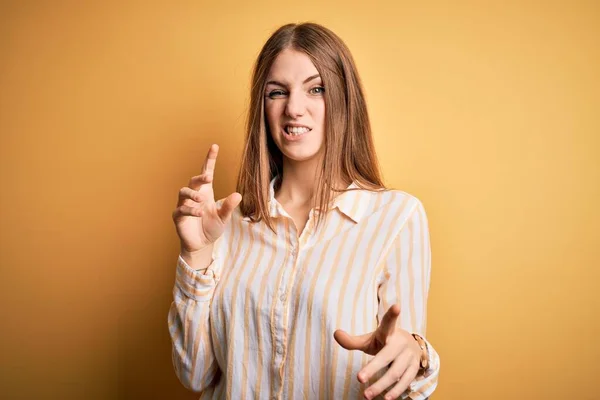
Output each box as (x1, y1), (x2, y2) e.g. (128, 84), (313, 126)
(202, 144), (219, 177)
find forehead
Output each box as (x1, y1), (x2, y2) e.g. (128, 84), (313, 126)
(267, 48), (319, 82)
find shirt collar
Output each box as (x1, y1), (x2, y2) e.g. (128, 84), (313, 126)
(328, 181), (370, 223)
(242, 177), (370, 223)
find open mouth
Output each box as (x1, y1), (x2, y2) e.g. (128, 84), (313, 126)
(284, 125), (312, 137)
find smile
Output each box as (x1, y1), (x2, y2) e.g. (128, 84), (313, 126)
(285, 125), (312, 135)
(283, 125), (312, 141)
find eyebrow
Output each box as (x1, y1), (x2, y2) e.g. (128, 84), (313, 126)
(266, 74), (321, 87)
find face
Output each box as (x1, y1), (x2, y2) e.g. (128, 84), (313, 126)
(264, 48), (326, 163)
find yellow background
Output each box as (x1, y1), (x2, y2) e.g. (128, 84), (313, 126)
(1, 1), (598, 399)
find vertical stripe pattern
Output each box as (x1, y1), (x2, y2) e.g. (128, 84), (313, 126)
(168, 180), (440, 399)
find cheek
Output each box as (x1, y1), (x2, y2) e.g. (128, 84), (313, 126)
(265, 103), (282, 128)
(313, 103), (326, 128)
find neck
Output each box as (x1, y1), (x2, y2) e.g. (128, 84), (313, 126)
(275, 154), (348, 208)
(276, 156), (320, 207)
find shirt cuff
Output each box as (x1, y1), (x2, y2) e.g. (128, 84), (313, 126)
(413, 333), (438, 374)
(404, 334), (440, 398)
(174, 254), (220, 302)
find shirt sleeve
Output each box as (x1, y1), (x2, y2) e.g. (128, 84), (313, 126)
(167, 238), (224, 393)
(376, 198), (440, 399)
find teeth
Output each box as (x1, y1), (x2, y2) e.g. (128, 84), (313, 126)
(286, 126), (311, 135)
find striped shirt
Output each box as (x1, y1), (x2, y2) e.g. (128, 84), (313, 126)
(168, 178), (440, 399)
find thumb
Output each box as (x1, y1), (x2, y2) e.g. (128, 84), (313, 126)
(378, 304), (401, 338)
(217, 192), (242, 223)
(333, 329), (372, 351)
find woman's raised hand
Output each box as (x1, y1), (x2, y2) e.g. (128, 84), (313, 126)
(172, 144), (242, 256)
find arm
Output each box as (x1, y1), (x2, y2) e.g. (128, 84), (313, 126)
(377, 199), (440, 399)
(167, 241), (223, 393)
(169, 143), (240, 393)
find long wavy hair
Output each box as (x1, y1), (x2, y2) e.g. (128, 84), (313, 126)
(236, 22), (387, 232)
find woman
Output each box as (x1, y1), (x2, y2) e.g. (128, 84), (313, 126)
(169, 23), (440, 400)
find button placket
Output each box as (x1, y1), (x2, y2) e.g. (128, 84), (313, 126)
(278, 238), (297, 302)
(272, 231), (298, 384)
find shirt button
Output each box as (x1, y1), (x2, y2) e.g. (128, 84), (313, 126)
(280, 293), (286, 302)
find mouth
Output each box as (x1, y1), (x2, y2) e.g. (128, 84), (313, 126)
(283, 125), (312, 140)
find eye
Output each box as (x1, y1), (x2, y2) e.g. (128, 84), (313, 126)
(309, 86), (325, 95)
(266, 90), (287, 99)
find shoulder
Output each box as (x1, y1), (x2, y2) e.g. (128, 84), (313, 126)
(376, 190), (431, 247)
(361, 188), (429, 236)
(371, 187), (427, 215)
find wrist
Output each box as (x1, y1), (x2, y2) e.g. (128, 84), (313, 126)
(411, 333), (430, 371)
(180, 244), (214, 270)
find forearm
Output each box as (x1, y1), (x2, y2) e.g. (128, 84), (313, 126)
(168, 256), (221, 392)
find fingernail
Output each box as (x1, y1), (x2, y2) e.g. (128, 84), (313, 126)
(364, 390), (371, 399)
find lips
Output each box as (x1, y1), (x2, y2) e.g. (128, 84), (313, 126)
(282, 125), (311, 141)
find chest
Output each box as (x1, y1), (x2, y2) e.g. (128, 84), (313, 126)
(209, 213), (390, 340)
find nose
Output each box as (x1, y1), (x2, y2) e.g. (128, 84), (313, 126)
(285, 91), (306, 118)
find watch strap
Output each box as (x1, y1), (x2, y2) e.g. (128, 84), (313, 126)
(411, 333), (429, 371)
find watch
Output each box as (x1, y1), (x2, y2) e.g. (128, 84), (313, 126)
(411, 333), (429, 371)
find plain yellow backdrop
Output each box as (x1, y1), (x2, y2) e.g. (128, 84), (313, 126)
(1, 1), (598, 399)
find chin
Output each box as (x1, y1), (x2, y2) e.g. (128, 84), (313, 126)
(278, 142), (319, 160)
(284, 152), (318, 162)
